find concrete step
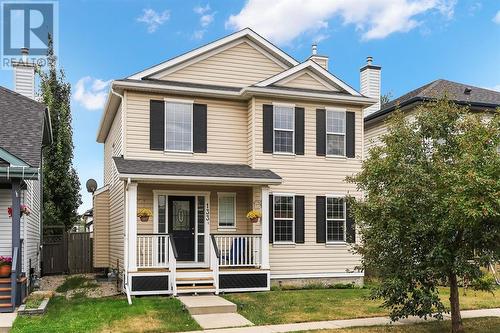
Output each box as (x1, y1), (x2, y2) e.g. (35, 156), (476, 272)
(192, 313), (253, 329)
(178, 295), (237, 315)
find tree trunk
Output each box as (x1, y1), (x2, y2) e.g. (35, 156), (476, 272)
(449, 273), (464, 333)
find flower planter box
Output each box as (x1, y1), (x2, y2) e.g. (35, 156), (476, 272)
(18, 298), (50, 315)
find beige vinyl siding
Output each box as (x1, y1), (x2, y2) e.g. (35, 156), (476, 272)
(364, 120), (388, 155)
(136, 184), (253, 235)
(93, 188), (110, 268)
(161, 41), (285, 87)
(276, 71), (333, 91)
(125, 92), (248, 164)
(103, 105), (125, 269)
(253, 98), (363, 276)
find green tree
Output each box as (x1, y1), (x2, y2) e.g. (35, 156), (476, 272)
(348, 99), (500, 333)
(39, 36), (81, 229)
(380, 92), (393, 105)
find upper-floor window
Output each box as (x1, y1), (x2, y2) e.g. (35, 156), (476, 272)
(274, 194), (294, 243)
(273, 105), (295, 154)
(165, 101), (193, 152)
(326, 109), (346, 156)
(326, 197), (346, 242)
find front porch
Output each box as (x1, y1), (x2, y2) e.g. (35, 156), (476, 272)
(125, 183), (272, 296)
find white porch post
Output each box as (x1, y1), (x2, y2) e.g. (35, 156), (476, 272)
(261, 186), (270, 269)
(127, 182), (138, 272)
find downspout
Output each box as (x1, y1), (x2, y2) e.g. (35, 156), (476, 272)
(124, 178), (132, 304)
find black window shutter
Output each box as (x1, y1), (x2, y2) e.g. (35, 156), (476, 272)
(269, 194), (274, 243)
(193, 104), (207, 153)
(346, 111), (355, 158)
(294, 195), (305, 243)
(150, 100), (165, 150)
(346, 201), (356, 243)
(316, 109), (326, 156)
(263, 104), (274, 153)
(316, 196), (326, 243)
(295, 107), (304, 155)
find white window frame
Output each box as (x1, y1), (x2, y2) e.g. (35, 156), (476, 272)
(273, 193), (295, 244)
(164, 99), (194, 153)
(217, 192), (236, 230)
(326, 108), (346, 157)
(326, 196), (346, 243)
(273, 103), (295, 155)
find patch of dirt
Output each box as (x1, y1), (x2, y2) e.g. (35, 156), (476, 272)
(41, 274), (120, 298)
(99, 313), (163, 333)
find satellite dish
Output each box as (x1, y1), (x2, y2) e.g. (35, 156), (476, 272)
(86, 179), (98, 193)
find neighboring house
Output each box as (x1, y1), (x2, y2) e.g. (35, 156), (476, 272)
(93, 28), (378, 296)
(0, 53), (52, 312)
(83, 208), (93, 235)
(365, 79), (500, 153)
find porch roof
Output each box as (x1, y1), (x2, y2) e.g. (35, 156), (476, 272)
(113, 157), (282, 185)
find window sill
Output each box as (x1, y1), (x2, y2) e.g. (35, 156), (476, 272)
(325, 155), (347, 160)
(164, 150), (194, 156)
(272, 242), (296, 248)
(325, 241), (347, 247)
(272, 152), (296, 158)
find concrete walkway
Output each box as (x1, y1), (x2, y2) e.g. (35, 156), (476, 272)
(188, 308), (500, 333)
(179, 295), (253, 330)
(0, 312), (17, 333)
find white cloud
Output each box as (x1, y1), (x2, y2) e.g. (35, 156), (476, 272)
(73, 77), (110, 111)
(194, 4), (211, 15)
(192, 30), (206, 40)
(493, 11), (500, 24)
(201, 13), (215, 27)
(226, 0), (457, 44)
(137, 8), (170, 33)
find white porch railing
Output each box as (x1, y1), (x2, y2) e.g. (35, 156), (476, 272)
(213, 234), (262, 267)
(136, 233), (170, 269)
(210, 235), (220, 295)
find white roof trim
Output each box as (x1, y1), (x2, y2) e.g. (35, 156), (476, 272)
(275, 69), (338, 91)
(255, 60), (361, 96)
(127, 28), (298, 80)
(118, 173), (282, 185)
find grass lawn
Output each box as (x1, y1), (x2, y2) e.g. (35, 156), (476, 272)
(224, 286), (499, 325)
(12, 296), (200, 333)
(305, 317), (500, 333)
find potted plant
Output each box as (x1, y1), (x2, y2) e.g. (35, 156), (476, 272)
(137, 208), (152, 222)
(0, 256), (12, 277)
(7, 204), (31, 218)
(246, 210), (262, 223)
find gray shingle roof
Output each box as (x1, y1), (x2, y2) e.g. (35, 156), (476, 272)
(366, 79), (500, 122)
(113, 157), (281, 181)
(0, 86), (47, 167)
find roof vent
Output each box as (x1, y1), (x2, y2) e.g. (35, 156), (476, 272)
(464, 87), (472, 95)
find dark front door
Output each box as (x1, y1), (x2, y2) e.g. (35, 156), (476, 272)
(168, 196), (195, 261)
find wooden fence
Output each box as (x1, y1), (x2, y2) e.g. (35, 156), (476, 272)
(42, 228), (93, 275)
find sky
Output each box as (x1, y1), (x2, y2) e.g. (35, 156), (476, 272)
(1, 0), (499, 214)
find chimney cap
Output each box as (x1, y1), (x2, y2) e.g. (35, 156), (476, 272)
(312, 44), (317, 55)
(366, 56), (373, 65)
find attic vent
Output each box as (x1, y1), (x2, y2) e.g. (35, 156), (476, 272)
(464, 88), (472, 95)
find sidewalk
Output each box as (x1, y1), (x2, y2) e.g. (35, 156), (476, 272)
(188, 308), (500, 333)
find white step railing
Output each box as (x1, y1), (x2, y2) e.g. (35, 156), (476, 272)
(210, 235), (220, 295)
(136, 233), (169, 269)
(213, 234), (262, 267)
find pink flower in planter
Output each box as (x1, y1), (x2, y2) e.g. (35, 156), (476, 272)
(7, 205), (31, 218)
(0, 256), (12, 266)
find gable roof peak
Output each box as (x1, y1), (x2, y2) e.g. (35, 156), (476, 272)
(127, 28), (299, 80)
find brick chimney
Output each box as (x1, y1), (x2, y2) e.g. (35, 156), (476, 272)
(12, 48), (36, 100)
(310, 44), (329, 70)
(360, 56), (381, 117)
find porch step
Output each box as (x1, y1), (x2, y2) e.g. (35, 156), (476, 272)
(176, 277), (214, 285)
(177, 285), (215, 294)
(0, 304), (12, 308)
(0, 279), (9, 284)
(0, 296), (10, 300)
(178, 295), (237, 315)
(0, 288), (11, 293)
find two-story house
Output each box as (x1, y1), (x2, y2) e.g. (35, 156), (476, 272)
(93, 28), (379, 297)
